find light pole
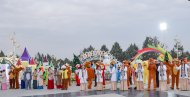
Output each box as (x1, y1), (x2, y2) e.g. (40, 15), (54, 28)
(174, 36), (181, 59)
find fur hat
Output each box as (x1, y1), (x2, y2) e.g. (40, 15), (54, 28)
(110, 60), (116, 66)
(84, 61), (91, 68)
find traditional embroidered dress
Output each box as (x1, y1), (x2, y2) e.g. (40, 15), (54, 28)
(157, 64), (167, 91)
(37, 69), (44, 89)
(47, 68), (54, 89)
(135, 62), (144, 90)
(96, 68), (103, 90)
(110, 65), (117, 90)
(79, 68), (88, 91)
(55, 69), (62, 89)
(120, 65), (128, 91)
(1, 70), (7, 90)
(176, 63), (190, 91)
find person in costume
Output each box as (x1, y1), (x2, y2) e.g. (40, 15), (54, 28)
(132, 66), (137, 89)
(43, 69), (48, 86)
(176, 59), (190, 91)
(66, 63), (72, 87)
(92, 62), (97, 87)
(79, 65), (88, 91)
(142, 61), (149, 84)
(8, 66), (15, 89)
(33, 69), (38, 89)
(164, 60), (171, 85)
(110, 61), (117, 91)
(169, 59), (180, 90)
(14, 67), (23, 89)
(1, 70), (7, 90)
(155, 60), (160, 88)
(37, 68), (44, 89)
(55, 68), (62, 89)
(86, 62), (95, 90)
(117, 65), (121, 83)
(75, 64), (81, 86)
(24, 67), (32, 90)
(120, 63), (128, 91)
(95, 62), (103, 91)
(157, 61), (167, 91)
(61, 65), (69, 90)
(20, 68), (26, 89)
(101, 63), (106, 89)
(123, 60), (132, 89)
(47, 67), (54, 89)
(147, 58), (157, 91)
(135, 60), (144, 90)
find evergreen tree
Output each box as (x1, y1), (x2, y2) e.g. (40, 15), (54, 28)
(164, 52), (169, 62)
(47, 54), (52, 62)
(124, 43), (139, 60)
(83, 45), (95, 53)
(72, 54), (81, 72)
(100, 44), (109, 52)
(142, 36), (160, 60)
(0, 50), (5, 57)
(110, 42), (124, 61)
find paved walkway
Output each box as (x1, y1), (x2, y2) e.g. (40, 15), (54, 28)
(0, 83), (190, 97)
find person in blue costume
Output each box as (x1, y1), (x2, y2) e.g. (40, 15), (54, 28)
(117, 66), (121, 83)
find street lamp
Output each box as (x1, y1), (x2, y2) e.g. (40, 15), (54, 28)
(174, 36), (181, 59)
(159, 22), (167, 32)
(159, 22), (168, 50)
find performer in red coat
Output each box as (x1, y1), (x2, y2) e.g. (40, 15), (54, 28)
(101, 64), (106, 89)
(75, 64), (81, 86)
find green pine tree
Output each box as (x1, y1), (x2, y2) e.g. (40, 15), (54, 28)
(164, 52), (169, 62)
(100, 44), (109, 52)
(72, 54), (81, 72)
(110, 42), (124, 61)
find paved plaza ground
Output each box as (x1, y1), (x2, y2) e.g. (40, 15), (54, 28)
(1, 83), (190, 97)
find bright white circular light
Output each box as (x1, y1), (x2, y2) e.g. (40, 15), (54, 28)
(159, 22), (167, 31)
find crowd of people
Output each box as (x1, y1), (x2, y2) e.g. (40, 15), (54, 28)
(0, 57), (190, 92)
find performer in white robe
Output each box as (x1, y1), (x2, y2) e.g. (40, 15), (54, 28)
(120, 64), (128, 91)
(157, 61), (167, 91)
(79, 65), (88, 91)
(1, 70), (7, 90)
(96, 65), (103, 91)
(37, 68), (44, 89)
(176, 59), (190, 91)
(110, 62), (117, 90)
(135, 61), (144, 90)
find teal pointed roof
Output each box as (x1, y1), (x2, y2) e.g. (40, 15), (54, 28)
(20, 47), (31, 61)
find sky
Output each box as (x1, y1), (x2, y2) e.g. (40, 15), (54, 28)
(0, 0), (190, 60)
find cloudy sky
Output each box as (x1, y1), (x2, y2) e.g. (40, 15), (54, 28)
(0, 0), (190, 59)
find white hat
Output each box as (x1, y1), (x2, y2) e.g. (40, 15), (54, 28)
(61, 65), (66, 69)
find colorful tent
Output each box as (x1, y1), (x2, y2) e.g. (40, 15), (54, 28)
(16, 59), (22, 66)
(29, 57), (36, 72)
(20, 47), (31, 61)
(29, 57), (36, 65)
